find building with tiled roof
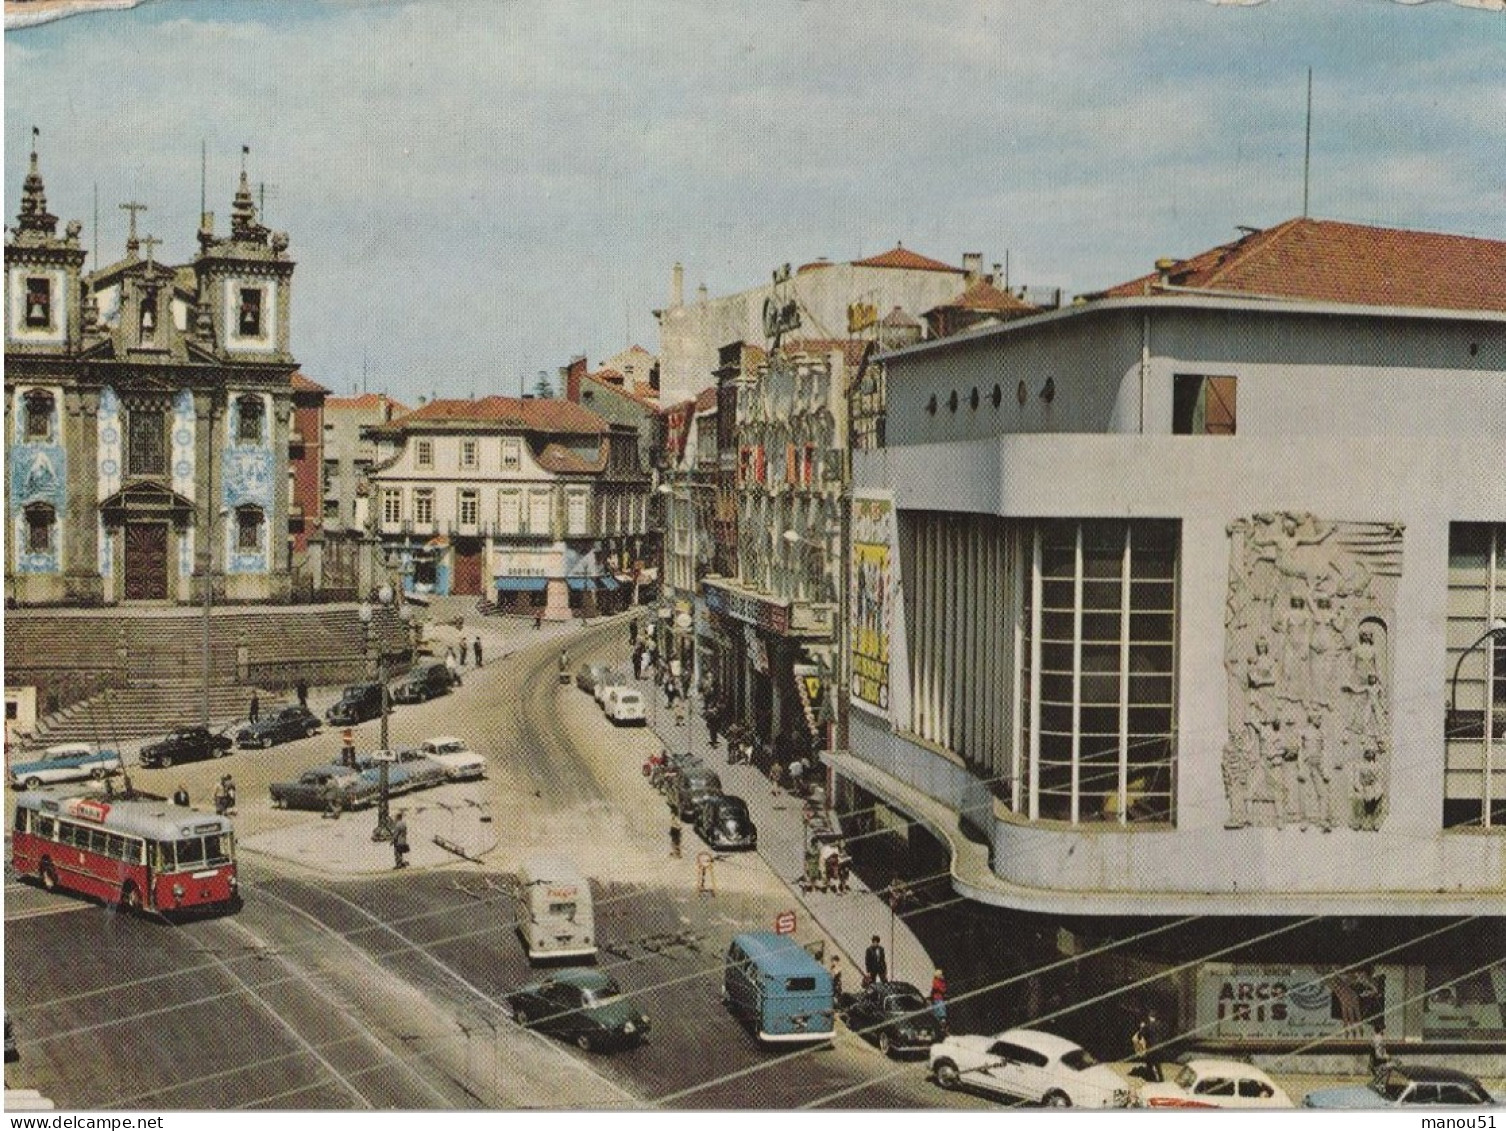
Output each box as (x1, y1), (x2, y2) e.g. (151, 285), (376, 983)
(838, 214), (1506, 1004)
(655, 247), (978, 400)
(559, 353), (661, 472)
(925, 278), (1040, 339)
(320, 391), (410, 593)
(1088, 217), (1506, 312)
(363, 395), (651, 617)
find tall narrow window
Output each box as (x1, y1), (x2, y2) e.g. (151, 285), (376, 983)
(238, 287), (263, 336)
(498, 490), (521, 534)
(458, 489), (479, 527)
(1020, 519), (1179, 824)
(1444, 523), (1506, 830)
(23, 390), (54, 441)
(501, 438), (522, 471)
(236, 506), (263, 553)
(25, 277), (52, 329)
(460, 439), (478, 470)
(415, 438), (434, 469)
(414, 488), (435, 526)
(381, 488), (402, 525)
(127, 408), (167, 476)
(1172, 375), (1237, 435)
(138, 289), (159, 341)
(24, 503), (55, 555)
(236, 396), (264, 444)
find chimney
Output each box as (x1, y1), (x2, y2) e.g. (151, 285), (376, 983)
(1155, 258), (1177, 287)
(563, 355), (588, 404)
(962, 252), (983, 281)
(672, 261), (684, 308)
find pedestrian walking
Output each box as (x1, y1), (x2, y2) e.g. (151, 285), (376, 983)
(213, 776), (230, 817)
(322, 779), (343, 819)
(473, 637), (483, 668)
(629, 617), (639, 644)
(172, 784), (190, 807)
(1369, 1022), (1391, 1072)
(930, 969), (949, 1035)
(789, 756), (806, 796)
(341, 727), (357, 768)
(1132, 1009), (1166, 1082)
(446, 649), (459, 680)
(707, 707), (720, 748)
(223, 774), (237, 814)
(248, 690), (260, 723)
(829, 955), (844, 1005)
(391, 811), (410, 868)
(669, 812), (683, 858)
(534, 611), (543, 630)
(295, 677), (308, 707)
(770, 761), (785, 796)
(457, 636), (468, 667)
(864, 935), (888, 986)
(673, 699), (686, 727)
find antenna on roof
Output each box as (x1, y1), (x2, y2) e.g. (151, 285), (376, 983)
(1302, 66), (1313, 218)
(200, 138), (207, 220)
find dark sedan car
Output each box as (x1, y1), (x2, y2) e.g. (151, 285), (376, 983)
(325, 682), (387, 726)
(237, 704), (321, 749)
(269, 764), (371, 811)
(138, 726), (233, 769)
(693, 794), (758, 851)
(507, 967), (651, 1052)
(843, 981), (939, 1056)
(390, 662), (458, 704)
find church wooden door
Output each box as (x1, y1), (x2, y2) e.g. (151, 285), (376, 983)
(451, 538), (483, 596)
(124, 523), (169, 601)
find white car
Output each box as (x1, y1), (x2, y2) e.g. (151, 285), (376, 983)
(1136, 1058), (1292, 1109)
(929, 1027), (1131, 1108)
(8, 743), (123, 790)
(603, 688), (646, 725)
(593, 669), (630, 707)
(416, 736), (486, 781)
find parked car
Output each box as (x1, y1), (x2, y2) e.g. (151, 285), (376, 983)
(1136, 1058), (1293, 1109)
(417, 736), (486, 781)
(1303, 1065), (1499, 1109)
(269, 765), (372, 811)
(237, 704), (321, 749)
(604, 688), (646, 725)
(842, 980), (938, 1056)
(137, 726), (233, 769)
(593, 668), (630, 707)
(575, 663), (610, 694)
(670, 765), (723, 821)
(693, 794), (758, 851)
(383, 747), (448, 794)
(507, 967), (650, 1052)
(929, 1027), (1132, 1108)
(325, 682), (387, 726)
(7, 743), (123, 790)
(650, 749), (702, 795)
(391, 662), (458, 704)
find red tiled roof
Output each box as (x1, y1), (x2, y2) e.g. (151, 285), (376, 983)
(326, 392), (411, 413)
(535, 441), (607, 475)
(582, 370), (660, 410)
(1093, 218), (1506, 313)
(851, 245), (962, 273)
(934, 279), (1039, 316)
(694, 385), (719, 412)
(781, 338), (874, 370)
(289, 371), (329, 393)
(389, 396), (606, 434)
(881, 305), (922, 327)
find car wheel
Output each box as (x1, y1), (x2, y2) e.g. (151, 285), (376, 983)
(934, 1060), (961, 1090)
(24, 776), (42, 791)
(575, 1033), (595, 1052)
(213, 745), (228, 759)
(90, 767), (107, 780)
(878, 1031), (893, 1055)
(118, 884), (143, 915)
(1043, 1091), (1071, 1108)
(39, 862), (58, 892)
(262, 736), (273, 749)
(160, 753), (175, 768)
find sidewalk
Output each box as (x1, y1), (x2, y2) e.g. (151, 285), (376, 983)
(641, 671), (936, 988)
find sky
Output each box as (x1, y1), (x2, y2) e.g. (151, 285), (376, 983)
(5, 0), (1503, 406)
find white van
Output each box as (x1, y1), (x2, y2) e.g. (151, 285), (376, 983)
(515, 855), (596, 962)
(604, 688), (646, 725)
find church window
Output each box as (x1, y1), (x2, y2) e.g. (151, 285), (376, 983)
(414, 488), (435, 526)
(460, 439), (478, 470)
(236, 396), (265, 444)
(235, 506), (264, 553)
(415, 439), (434, 469)
(24, 503), (56, 555)
(127, 408), (167, 476)
(238, 287), (263, 337)
(23, 390), (54, 441)
(25, 277), (52, 329)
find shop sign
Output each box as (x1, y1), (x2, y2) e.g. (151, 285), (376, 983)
(706, 583), (789, 634)
(1194, 963), (1404, 1041)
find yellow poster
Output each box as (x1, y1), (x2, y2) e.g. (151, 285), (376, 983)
(849, 494), (894, 715)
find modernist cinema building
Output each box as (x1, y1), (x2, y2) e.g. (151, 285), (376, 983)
(838, 218), (1506, 1049)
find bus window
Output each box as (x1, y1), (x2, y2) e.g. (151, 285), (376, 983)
(12, 809), (28, 834)
(88, 829), (109, 856)
(548, 900), (577, 921)
(176, 838), (205, 868)
(203, 834), (231, 866)
(149, 841), (172, 871)
(36, 815), (54, 839)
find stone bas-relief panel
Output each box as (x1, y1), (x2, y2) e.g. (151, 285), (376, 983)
(1223, 512), (1403, 832)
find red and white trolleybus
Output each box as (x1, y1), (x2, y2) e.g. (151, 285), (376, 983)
(11, 791), (239, 915)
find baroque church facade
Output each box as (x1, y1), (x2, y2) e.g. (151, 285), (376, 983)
(5, 144), (300, 607)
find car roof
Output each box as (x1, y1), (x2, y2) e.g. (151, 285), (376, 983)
(731, 931), (828, 976)
(993, 1028), (1084, 1056)
(542, 967), (613, 990)
(1182, 1058), (1271, 1077)
(426, 735), (463, 746)
(876, 981), (924, 997)
(1388, 1065), (1485, 1084)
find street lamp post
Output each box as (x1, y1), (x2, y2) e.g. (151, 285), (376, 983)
(1449, 616), (1506, 829)
(360, 586), (401, 842)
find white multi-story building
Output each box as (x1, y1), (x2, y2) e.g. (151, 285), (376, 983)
(843, 217), (1506, 912)
(365, 396), (652, 617)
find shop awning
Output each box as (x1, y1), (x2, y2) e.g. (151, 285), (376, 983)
(495, 576), (548, 593)
(597, 575), (621, 591)
(565, 577), (592, 592)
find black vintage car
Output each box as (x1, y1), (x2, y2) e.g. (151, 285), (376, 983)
(237, 705), (321, 749)
(325, 682), (387, 726)
(842, 981), (939, 1056)
(391, 662), (458, 704)
(507, 967), (651, 1053)
(138, 726), (234, 769)
(693, 794), (758, 851)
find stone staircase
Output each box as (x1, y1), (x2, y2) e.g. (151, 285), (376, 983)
(6, 605), (413, 750)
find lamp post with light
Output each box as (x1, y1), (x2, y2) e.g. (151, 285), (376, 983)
(359, 586), (410, 842)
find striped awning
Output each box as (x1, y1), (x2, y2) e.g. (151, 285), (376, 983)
(495, 576), (548, 592)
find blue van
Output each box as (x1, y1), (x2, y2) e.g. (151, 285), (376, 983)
(722, 931), (835, 1045)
